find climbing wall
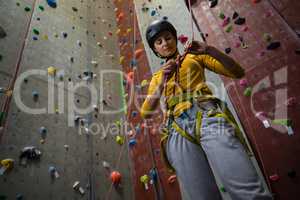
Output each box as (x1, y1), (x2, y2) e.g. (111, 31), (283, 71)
(0, 0), (133, 199)
(188, 0), (300, 199)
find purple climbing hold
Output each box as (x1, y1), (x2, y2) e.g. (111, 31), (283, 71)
(46, 0), (57, 8)
(234, 17), (246, 25)
(267, 41), (280, 50)
(33, 36), (38, 40)
(232, 11), (239, 20)
(225, 47), (231, 54)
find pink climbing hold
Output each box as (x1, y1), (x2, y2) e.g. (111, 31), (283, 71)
(178, 34), (188, 44)
(239, 79), (248, 87)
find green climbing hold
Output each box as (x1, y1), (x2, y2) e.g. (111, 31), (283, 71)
(243, 87), (252, 97)
(16, 2), (20, 6)
(220, 186), (226, 193)
(33, 29), (40, 35)
(219, 12), (225, 19)
(39, 5), (45, 11)
(272, 119), (292, 126)
(24, 6), (31, 12)
(225, 25), (233, 33)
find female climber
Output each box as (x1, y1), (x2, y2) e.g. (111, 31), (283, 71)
(140, 19), (273, 200)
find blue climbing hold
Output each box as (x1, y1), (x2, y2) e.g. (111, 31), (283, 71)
(151, 10), (156, 16)
(149, 168), (158, 182)
(46, 0), (57, 8)
(129, 139), (137, 147)
(132, 111), (138, 117)
(130, 59), (137, 67)
(33, 36), (38, 40)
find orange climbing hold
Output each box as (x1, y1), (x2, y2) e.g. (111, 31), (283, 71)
(134, 49), (144, 59)
(110, 171), (122, 185)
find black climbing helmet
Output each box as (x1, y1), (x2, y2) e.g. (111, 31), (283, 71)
(146, 19), (177, 56)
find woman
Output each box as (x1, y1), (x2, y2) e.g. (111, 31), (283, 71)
(141, 19), (272, 200)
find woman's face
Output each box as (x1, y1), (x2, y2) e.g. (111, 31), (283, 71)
(153, 31), (177, 58)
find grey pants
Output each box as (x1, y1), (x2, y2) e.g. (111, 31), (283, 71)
(166, 102), (273, 200)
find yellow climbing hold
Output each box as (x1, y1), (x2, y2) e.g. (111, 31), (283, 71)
(141, 79), (149, 88)
(0, 159), (14, 171)
(119, 56), (125, 64)
(127, 28), (132, 34)
(47, 66), (57, 76)
(115, 135), (125, 145)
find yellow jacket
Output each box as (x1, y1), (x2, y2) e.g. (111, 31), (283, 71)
(141, 53), (244, 118)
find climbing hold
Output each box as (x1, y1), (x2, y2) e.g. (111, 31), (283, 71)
(32, 90), (39, 100)
(129, 139), (137, 147)
(62, 32), (68, 38)
(72, 7), (78, 12)
(272, 119), (292, 127)
(269, 174), (279, 181)
(73, 181), (85, 195)
(208, 0), (218, 8)
(39, 126), (47, 139)
(64, 144), (69, 151)
(239, 79), (248, 87)
(168, 175), (177, 184)
(0, 159), (14, 175)
(243, 87), (252, 97)
(24, 6), (31, 12)
(0, 54), (2, 61)
(102, 161), (110, 169)
(149, 168), (158, 183)
(267, 41), (280, 50)
(127, 28), (132, 34)
(130, 59), (137, 67)
(38, 5), (44, 11)
(77, 40), (82, 47)
(131, 111), (138, 117)
(150, 10), (156, 16)
(234, 17), (246, 25)
(0, 26), (7, 39)
(119, 56), (125, 64)
(33, 28), (40, 35)
(49, 166), (60, 178)
(116, 135), (125, 145)
(255, 112), (270, 128)
(140, 175), (150, 190)
(220, 186), (226, 192)
(219, 12), (225, 19)
(134, 49), (143, 59)
(46, 0), (57, 8)
(110, 171), (121, 185)
(19, 146), (42, 165)
(225, 47), (231, 54)
(103, 36), (107, 40)
(178, 34), (188, 44)
(225, 25), (233, 33)
(221, 17), (230, 27)
(32, 36), (38, 41)
(47, 66), (56, 76)
(263, 33), (272, 42)
(232, 12), (239, 20)
(141, 79), (149, 88)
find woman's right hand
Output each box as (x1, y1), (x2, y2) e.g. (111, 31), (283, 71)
(161, 58), (178, 83)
